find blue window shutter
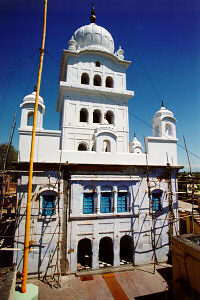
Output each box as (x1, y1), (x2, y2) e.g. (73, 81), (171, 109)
(117, 192), (127, 212)
(100, 192), (111, 213)
(42, 195), (55, 216)
(152, 193), (162, 211)
(83, 193), (94, 214)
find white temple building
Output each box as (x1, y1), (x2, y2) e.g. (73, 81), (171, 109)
(14, 6), (181, 276)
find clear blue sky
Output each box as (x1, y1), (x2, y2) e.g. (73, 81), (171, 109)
(0, 0), (200, 171)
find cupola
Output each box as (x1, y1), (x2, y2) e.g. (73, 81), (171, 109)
(152, 101), (176, 139)
(20, 87), (45, 129)
(130, 134), (143, 154)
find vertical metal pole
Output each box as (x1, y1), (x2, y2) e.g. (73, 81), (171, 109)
(183, 135), (195, 233)
(168, 164), (173, 262)
(21, 0), (47, 293)
(144, 137), (156, 273)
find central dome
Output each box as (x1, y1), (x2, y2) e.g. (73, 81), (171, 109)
(73, 23), (114, 54)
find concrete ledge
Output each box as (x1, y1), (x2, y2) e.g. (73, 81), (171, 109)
(76, 264), (134, 276)
(15, 283), (38, 300)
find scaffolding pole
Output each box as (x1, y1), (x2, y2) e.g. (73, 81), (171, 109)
(183, 135), (195, 233)
(144, 137), (157, 273)
(21, 0), (47, 293)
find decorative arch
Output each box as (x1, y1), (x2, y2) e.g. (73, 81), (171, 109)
(93, 74), (102, 86)
(77, 238), (92, 268)
(27, 111), (34, 126)
(80, 108), (88, 122)
(105, 76), (114, 88)
(81, 72), (89, 85)
(78, 143), (88, 151)
(105, 110), (114, 125)
(93, 109), (101, 123)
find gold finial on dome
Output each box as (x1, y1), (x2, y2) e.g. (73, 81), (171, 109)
(161, 99), (164, 107)
(90, 2), (96, 23)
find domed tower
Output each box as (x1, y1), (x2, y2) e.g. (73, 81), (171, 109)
(19, 88), (45, 129)
(146, 102), (178, 165)
(152, 101), (176, 139)
(130, 134), (143, 154)
(57, 5), (133, 153)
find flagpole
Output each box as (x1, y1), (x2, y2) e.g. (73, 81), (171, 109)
(21, 0), (47, 293)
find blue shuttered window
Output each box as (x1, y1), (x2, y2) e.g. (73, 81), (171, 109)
(83, 193), (94, 214)
(42, 195), (56, 216)
(117, 192), (128, 212)
(100, 192), (111, 213)
(152, 192), (162, 211)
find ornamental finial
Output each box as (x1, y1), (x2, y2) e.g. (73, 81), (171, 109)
(34, 85), (37, 92)
(90, 2), (96, 23)
(161, 99), (164, 107)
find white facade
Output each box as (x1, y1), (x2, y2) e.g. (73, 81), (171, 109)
(15, 9), (180, 276)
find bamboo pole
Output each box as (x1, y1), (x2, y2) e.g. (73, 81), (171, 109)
(144, 137), (157, 273)
(21, 0), (47, 293)
(183, 135), (195, 233)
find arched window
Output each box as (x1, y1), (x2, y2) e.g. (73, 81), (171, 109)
(103, 140), (111, 152)
(95, 61), (100, 67)
(93, 74), (101, 86)
(78, 143), (87, 151)
(80, 108), (88, 122)
(27, 112), (34, 126)
(93, 109), (101, 123)
(105, 76), (114, 88)
(152, 189), (163, 212)
(40, 191), (57, 217)
(166, 124), (172, 136)
(81, 73), (89, 85)
(105, 110), (114, 125)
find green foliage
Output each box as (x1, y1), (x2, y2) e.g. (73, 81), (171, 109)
(0, 143), (18, 170)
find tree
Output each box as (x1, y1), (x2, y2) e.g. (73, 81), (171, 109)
(0, 143), (18, 170)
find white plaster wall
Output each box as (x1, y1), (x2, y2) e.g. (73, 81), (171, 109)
(14, 171), (63, 275)
(66, 53), (127, 90)
(60, 94), (129, 152)
(18, 129), (61, 162)
(66, 171), (178, 273)
(146, 137), (178, 166)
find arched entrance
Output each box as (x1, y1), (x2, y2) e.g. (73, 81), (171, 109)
(99, 237), (113, 267)
(120, 235), (133, 264)
(77, 238), (92, 269)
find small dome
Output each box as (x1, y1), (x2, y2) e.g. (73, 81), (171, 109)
(130, 135), (143, 154)
(23, 91), (44, 105)
(72, 23), (114, 54)
(153, 105), (174, 120)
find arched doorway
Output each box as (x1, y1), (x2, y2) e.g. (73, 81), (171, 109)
(99, 237), (113, 267)
(77, 238), (92, 269)
(120, 235), (133, 264)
